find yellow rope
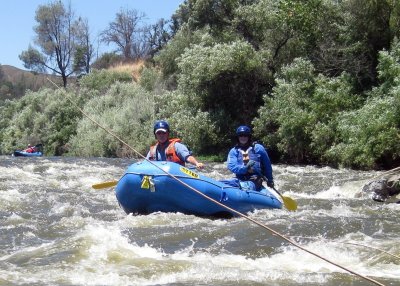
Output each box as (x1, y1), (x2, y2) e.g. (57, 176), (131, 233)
(47, 78), (386, 286)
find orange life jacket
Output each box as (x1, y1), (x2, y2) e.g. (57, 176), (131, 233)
(25, 147), (36, 153)
(149, 138), (185, 165)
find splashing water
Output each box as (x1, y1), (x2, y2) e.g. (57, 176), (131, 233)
(0, 156), (398, 286)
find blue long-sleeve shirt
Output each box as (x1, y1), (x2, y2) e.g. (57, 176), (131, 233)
(227, 143), (273, 183)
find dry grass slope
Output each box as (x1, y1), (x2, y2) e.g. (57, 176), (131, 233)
(0, 65), (63, 99)
(2, 65), (63, 87)
(0, 61), (145, 100)
(107, 60), (145, 82)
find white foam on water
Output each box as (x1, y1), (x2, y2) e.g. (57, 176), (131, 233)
(75, 221), (399, 284)
(281, 180), (370, 203)
(0, 166), (44, 186)
(1, 209), (397, 286)
(1, 188), (26, 203)
(314, 185), (357, 199)
(1, 158), (398, 285)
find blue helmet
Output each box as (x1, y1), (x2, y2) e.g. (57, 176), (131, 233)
(153, 120), (170, 134)
(236, 125), (251, 136)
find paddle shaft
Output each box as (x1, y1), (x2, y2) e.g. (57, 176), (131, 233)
(260, 175), (297, 211)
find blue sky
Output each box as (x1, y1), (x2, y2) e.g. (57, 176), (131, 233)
(0, 0), (184, 70)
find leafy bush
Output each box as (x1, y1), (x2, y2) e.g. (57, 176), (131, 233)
(68, 82), (155, 157)
(178, 39), (264, 95)
(91, 52), (124, 70)
(78, 69), (132, 93)
(139, 66), (164, 92)
(0, 88), (81, 154)
(253, 58), (359, 163)
(376, 39), (400, 92)
(177, 39), (270, 148)
(327, 96), (400, 169)
(326, 40), (400, 168)
(154, 90), (218, 155)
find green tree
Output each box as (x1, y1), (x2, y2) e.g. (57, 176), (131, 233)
(19, 1), (88, 87)
(177, 39), (270, 147)
(326, 39), (400, 169)
(155, 26), (206, 87)
(337, 0), (395, 89)
(185, 0), (242, 34)
(73, 18), (94, 75)
(145, 18), (173, 58)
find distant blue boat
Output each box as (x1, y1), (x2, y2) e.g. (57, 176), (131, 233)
(13, 150), (43, 157)
(115, 161), (282, 218)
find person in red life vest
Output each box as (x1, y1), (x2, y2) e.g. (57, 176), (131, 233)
(24, 144), (37, 153)
(146, 120), (204, 169)
(227, 125), (274, 191)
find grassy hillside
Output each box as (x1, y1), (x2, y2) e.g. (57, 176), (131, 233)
(0, 61), (146, 102)
(0, 65), (63, 100)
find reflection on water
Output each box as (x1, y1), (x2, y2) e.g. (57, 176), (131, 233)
(0, 156), (399, 286)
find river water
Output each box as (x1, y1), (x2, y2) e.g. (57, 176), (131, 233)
(0, 156), (398, 286)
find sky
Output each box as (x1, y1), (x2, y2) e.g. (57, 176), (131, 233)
(0, 0), (184, 70)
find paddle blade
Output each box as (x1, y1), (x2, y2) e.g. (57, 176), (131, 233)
(92, 180), (118, 189)
(282, 196), (298, 211)
(271, 186), (298, 211)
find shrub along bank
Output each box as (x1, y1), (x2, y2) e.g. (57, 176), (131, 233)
(1, 42), (400, 169)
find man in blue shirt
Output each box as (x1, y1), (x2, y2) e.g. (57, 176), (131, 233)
(146, 120), (204, 169)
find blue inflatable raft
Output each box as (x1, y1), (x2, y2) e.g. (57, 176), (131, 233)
(13, 150), (43, 157)
(115, 161), (282, 218)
